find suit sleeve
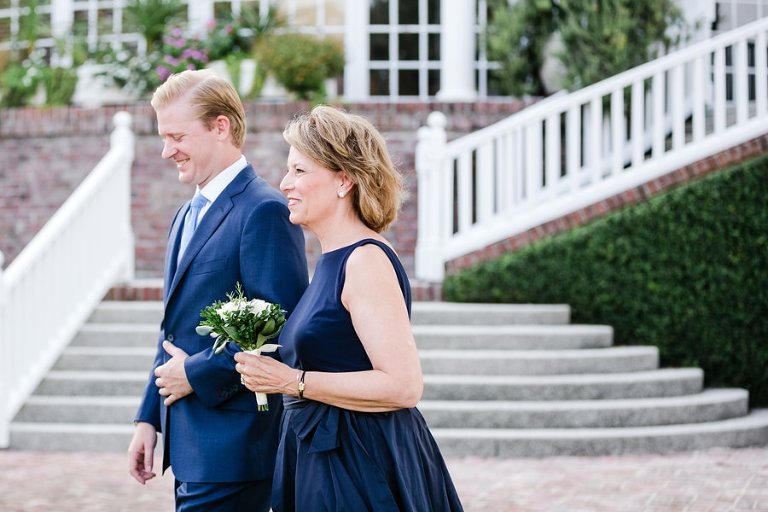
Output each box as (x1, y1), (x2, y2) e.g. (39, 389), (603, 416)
(133, 333), (165, 429)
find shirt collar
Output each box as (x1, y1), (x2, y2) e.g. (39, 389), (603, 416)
(197, 155), (247, 204)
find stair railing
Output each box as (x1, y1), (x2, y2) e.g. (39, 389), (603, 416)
(0, 112), (135, 447)
(416, 16), (768, 281)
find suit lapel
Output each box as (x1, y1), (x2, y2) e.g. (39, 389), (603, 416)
(164, 204), (187, 301)
(165, 166), (257, 304)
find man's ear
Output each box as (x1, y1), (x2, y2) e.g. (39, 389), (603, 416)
(214, 115), (231, 140)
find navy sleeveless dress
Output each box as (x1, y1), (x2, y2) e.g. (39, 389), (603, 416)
(272, 239), (464, 512)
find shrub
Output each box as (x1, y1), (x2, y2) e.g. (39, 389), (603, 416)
(255, 33), (343, 101)
(203, 21), (252, 62)
(0, 61), (40, 107)
(0, 48), (52, 107)
(444, 155), (768, 405)
(41, 66), (78, 106)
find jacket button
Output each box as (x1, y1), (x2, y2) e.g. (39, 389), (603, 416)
(167, 334), (174, 341)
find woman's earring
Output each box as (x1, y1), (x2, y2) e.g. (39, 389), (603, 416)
(338, 190), (345, 198)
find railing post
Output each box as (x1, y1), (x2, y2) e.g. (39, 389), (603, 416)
(111, 111), (136, 283)
(415, 111), (447, 282)
(0, 250), (8, 448)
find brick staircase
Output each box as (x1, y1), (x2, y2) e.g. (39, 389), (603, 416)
(9, 291), (768, 456)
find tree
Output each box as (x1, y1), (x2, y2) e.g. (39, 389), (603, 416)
(486, 0), (562, 96)
(487, 0), (687, 96)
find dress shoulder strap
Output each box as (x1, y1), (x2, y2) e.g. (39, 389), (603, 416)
(339, 238), (412, 315)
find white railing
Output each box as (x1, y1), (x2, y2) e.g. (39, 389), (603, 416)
(415, 16), (768, 281)
(0, 112), (135, 448)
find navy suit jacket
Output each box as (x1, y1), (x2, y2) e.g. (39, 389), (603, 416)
(135, 165), (308, 483)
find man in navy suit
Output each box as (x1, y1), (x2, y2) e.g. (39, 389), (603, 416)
(127, 69), (308, 511)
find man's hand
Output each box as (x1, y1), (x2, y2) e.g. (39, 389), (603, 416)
(128, 422), (158, 485)
(154, 340), (193, 406)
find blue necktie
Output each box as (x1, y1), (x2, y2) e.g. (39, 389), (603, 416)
(177, 192), (208, 263)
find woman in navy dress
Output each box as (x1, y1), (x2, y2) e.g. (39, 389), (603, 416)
(235, 106), (464, 511)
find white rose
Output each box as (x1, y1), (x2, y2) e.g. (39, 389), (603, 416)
(249, 299), (270, 316)
(217, 299), (247, 316)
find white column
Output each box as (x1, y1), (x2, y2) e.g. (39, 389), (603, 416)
(51, 0), (74, 38)
(188, 0), (214, 37)
(436, 0), (476, 101)
(343, 0), (369, 101)
(51, 0), (74, 66)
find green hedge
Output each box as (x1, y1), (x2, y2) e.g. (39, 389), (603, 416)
(444, 155), (768, 405)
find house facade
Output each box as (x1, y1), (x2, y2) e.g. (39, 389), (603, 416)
(1, 0), (765, 102)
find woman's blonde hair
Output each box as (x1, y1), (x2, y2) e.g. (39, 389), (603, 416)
(283, 105), (404, 233)
(151, 69), (246, 148)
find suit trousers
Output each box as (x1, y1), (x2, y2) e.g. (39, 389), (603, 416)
(175, 478), (272, 512)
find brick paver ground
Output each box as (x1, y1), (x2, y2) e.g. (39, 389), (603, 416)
(1, 447), (766, 511)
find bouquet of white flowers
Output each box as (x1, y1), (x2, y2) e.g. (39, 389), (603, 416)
(196, 283), (286, 411)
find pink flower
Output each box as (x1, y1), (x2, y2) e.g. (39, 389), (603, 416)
(156, 66), (171, 81)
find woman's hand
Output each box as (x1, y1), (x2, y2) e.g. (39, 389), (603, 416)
(234, 351), (299, 396)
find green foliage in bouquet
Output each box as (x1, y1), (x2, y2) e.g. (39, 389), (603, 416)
(196, 283), (286, 354)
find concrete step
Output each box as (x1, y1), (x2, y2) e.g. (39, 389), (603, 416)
(419, 346), (658, 375)
(17, 388), (746, 429)
(34, 371), (148, 396)
(14, 396), (140, 424)
(9, 422), (136, 452)
(71, 324), (158, 347)
(89, 301), (164, 324)
(430, 409), (768, 457)
(34, 367), (701, 400)
(422, 368), (703, 401)
(411, 302), (571, 325)
(55, 346), (155, 371)
(413, 324), (614, 350)
(55, 345), (657, 375)
(419, 389), (749, 428)
(74, 322), (615, 351)
(12, 403), (766, 455)
(89, 300), (572, 327)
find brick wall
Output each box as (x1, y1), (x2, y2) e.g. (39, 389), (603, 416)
(0, 100), (530, 278)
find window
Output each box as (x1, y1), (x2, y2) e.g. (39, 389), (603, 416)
(368, 0), (441, 99)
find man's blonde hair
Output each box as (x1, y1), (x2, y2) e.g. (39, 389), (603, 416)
(283, 106), (404, 233)
(151, 69), (246, 148)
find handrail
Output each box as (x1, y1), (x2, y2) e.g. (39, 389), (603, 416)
(0, 112), (135, 448)
(415, 17), (768, 281)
